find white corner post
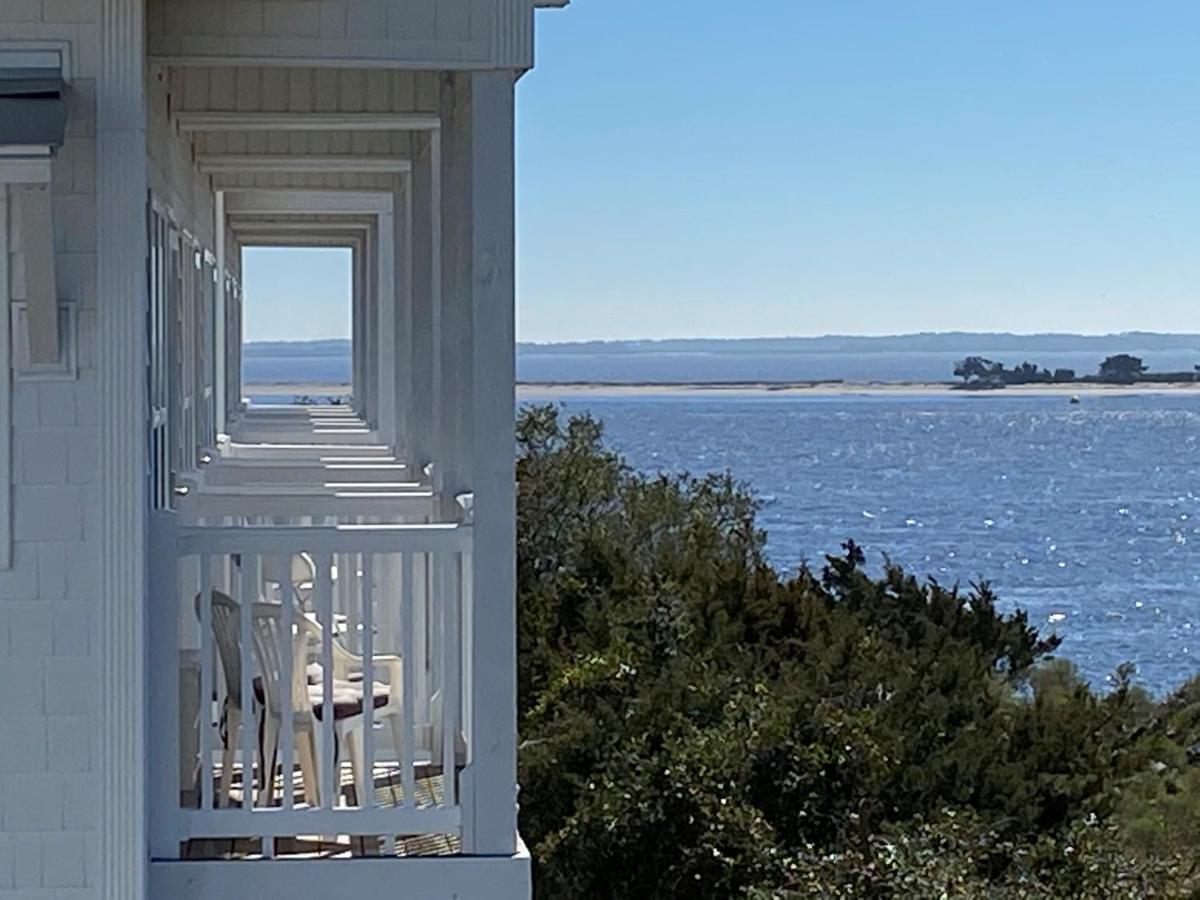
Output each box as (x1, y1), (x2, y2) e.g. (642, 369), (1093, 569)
(99, 0), (149, 896)
(214, 189), (226, 432)
(457, 70), (519, 857)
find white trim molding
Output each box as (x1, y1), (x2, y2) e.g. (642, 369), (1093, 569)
(0, 40), (73, 81)
(197, 155), (413, 176)
(98, 0), (150, 896)
(0, 185), (10, 570)
(176, 111), (441, 133)
(11, 300), (78, 381)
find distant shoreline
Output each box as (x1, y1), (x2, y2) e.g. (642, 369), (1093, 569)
(245, 380), (1200, 399)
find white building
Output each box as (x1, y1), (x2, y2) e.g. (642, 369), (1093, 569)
(0, 2), (566, 897)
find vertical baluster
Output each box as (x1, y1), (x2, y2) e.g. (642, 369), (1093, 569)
(349, 552), (362, 655)
(400, 553), (416, 808)
(239, 552), (256, 811)
(276, 556), (295, 811)
(379, 553), (399, 657)
(360, 553), (375, 809)
(412, 551), (429, 736)
(460, 550), (473, 754)
(430, 551), (443, 725)
(198, 555), (214, 811)
(441, 552), (459, 807)
(316, 552), (336, 808)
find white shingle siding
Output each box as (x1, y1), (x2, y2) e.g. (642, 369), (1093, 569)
(0, 7), (101, 897)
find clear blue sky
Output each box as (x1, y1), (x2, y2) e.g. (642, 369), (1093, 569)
(245, 1), (1200, 343)
(243, 248), (352, 342)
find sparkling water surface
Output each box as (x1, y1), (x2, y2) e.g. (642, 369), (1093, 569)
(536, 392), (1200, 693)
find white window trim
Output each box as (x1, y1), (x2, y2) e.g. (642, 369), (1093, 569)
(11, 299), (77, 382)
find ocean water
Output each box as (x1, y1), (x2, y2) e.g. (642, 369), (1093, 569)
(244, 354), (351, 384)
(243, 343), (1200, 387)
(534, 392), (1200, 694)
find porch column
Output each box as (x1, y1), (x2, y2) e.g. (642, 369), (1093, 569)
(98, 0), (149, 895)
(364, 222), (379, 427)
(231, 280), (242, 416)
(450, 70), (520, 857)
(439, 81), (472, 501)
(393, 178), (413, 458)
(408, 132), (439, 476)
(351, 238), (364, 414)
(214, 190), (226, 432)
(376, 203), (397, 447)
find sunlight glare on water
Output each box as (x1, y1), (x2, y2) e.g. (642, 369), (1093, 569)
(542, 393), (1200, 693)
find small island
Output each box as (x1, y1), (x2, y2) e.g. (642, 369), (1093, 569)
(953, 353), (1200, 389)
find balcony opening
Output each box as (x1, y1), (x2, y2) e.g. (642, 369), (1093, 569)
(241, 246), (353, 408)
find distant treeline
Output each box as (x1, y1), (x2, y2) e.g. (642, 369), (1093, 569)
(522, 332), (1200, 355)
(954, 353), (1200, 388)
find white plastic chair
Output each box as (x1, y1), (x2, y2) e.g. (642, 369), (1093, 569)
(204, 591), (405, 808)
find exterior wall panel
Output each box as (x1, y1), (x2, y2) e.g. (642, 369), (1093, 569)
(0, 4), (102, 897)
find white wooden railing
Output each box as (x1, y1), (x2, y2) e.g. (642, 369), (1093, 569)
(148, 518), (473, 859)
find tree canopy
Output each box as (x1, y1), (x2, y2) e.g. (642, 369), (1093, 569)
(1097, 354), (1148, 383)
(516, 405), (1200, 898)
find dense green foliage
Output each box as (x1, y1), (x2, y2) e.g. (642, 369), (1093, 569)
(515, 406), (1200, 898)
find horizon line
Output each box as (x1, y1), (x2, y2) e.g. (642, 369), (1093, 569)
(244, 329), (1200, 347)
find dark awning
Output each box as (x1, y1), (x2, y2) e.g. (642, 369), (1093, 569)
(0, 67), (67, 148)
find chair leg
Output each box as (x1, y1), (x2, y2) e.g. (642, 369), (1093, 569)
(387, 714), (405, 770)
(260, 718), (279, 808)
(344, 728), (365, 807)
(218, 706), (240, 808)
(297, 732), (320, 807)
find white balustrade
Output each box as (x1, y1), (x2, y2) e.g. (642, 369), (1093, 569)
(149, 520), (472, 857)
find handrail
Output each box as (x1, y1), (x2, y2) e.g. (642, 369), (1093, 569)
(176, 490), (438, 521)
(177, 522), (472, 555)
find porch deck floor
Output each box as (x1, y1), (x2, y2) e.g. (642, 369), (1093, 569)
(182, 762), (460, 860)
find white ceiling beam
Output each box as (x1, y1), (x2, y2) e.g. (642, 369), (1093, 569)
(198, 155), (412, 175)
(223, 189), (394, 216)
(237, 235), (364, 248)
(176, 111), (441, 133)
(227, 217), (376, 232)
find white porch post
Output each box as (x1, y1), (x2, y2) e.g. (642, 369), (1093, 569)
(457, 70), (520, 857)
(214, 190), (226, 432)
(99, 0), (149, 895)
(364, 222), (379, 426)
(440, 80), (472, 501)
(408, 133), (439, 475)
(376, 204), (397, 447)
(393, 177), (413, 458)
(231, 280), (242, 416)
(352, 239), (364, 414)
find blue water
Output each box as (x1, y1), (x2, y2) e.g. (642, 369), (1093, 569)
(245, 354), (351, 384)
(532, 392), (1200, 694)
(244, 344), (1200, 387)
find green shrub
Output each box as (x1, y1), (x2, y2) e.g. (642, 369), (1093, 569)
(515, 406), (1200, 898)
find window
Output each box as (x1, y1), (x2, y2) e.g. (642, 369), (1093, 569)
(149, 200), (220, 510)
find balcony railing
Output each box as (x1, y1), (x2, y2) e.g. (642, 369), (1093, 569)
(148, 519), (473, 860)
